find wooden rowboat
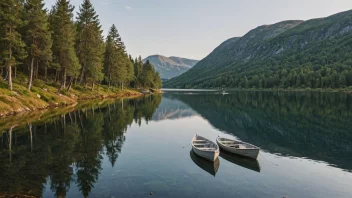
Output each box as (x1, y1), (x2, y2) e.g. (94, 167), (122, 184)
(216, 137), (259, 159)
(190, 150), (220, 176)
(192, 135), (220, 161)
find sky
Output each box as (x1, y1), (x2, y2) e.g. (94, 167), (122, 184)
(44, 0), (352, 60)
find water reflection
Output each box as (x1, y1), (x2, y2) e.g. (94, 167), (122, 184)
(152, 97), (197, 121)
(189, 150), (220, 177)
(219, 150), (261, 173)
(0, 90), (351, 197)
(0, 95), (162, 198)
(164, 90), (352, 172)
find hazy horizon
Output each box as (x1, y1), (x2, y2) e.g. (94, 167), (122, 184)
(44, 0), (352, 60)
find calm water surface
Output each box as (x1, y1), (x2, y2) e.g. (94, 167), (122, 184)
(0, 90), (351, 198)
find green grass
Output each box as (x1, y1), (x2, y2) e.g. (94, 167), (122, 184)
(0, 79), (143, 117)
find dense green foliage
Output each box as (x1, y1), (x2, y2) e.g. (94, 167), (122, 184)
(76, 0), (104, 90)
(24, 0), (53, 90)
(0, 0), (161, 93)
(0, 0), (28, 90)
(164, 10), (352, 90)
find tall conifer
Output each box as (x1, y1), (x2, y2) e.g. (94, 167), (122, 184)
(76, 0), (104, 90)
(0, 0), (27, 90)
(51, 0), (80, 91)
(24, 0), (52, 90)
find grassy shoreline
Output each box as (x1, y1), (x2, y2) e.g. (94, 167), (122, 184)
(0, 80), (153, 118)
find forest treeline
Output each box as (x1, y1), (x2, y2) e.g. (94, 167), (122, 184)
(0, 0), (162, 92)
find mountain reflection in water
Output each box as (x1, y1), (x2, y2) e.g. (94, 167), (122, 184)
(162, 90), (352, 172)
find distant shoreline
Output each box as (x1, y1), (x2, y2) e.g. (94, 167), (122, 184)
(162, 87), (352, 93)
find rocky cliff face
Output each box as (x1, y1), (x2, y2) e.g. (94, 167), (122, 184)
(143, 55), (199, 79)
(164, 9), (352, 88)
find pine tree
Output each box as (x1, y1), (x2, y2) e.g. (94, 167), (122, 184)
(51, 0), (80, 92)
(153, 72), (162, 89)
(126, 58), (134, 87)
(133, 56), (144, 88)
(103, 25), (127, 89)
(103, 35), (115, 87)
(76, 0), (104, 90)
(24, 0), (52, 90)
(0, 0), (27, 90)
(141, 60), (155, 88)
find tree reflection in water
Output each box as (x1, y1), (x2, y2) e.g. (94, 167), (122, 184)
(0, 94), (162, 198)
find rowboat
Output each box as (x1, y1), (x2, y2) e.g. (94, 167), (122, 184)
(216, 137), (259, 159)
(190, 150), (220, 176)
(191, 135), (220, 161)
(220, 149), (260, 172)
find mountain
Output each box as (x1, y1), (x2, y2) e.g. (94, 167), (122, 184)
(143, 55), (199, 79)
(164, 10), (352, 89)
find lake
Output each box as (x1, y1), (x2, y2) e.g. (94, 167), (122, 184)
(0, 90), (351, 198)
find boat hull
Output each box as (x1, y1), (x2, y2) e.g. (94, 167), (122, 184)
(192, 146), (219, 161)
(190, 150), (220, 176)
(217, 139), (259, 159)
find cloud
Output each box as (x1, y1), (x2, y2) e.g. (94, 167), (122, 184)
(125, 6), (132, 10)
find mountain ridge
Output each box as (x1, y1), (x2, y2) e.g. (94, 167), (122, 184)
(143, 55), (199, 79)
(164, 9), (352, 89)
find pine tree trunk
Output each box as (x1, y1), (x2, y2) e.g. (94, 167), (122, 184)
(35, 59), (39, 79)
(44, 66), (47, 80)
(91, 81), (95, 91)
(67, 77), (73, 92)
(8, 27), (13, 91)
(28, 57), (34, 91)
(8, 65), (12, 91)
(55, 70), (59, 83)
(63, 69), (66, 88)
(79, 62), (86, 84)
(58, 69), (66, 92)
(14, 66), (17, 79)
(108, 74), (111, 88)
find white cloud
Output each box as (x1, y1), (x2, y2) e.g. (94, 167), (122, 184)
(125, 6), (132, 10)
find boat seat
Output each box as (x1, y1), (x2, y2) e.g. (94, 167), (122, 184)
(193, 143), (207, 146)
(228, 144), (247, 149)
(221, 141), (237, 143)
(198, 148), (215, 151)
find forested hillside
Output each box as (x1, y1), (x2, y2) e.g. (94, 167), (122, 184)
(0, 0), (161, 94)
(164, 10), (352, 90)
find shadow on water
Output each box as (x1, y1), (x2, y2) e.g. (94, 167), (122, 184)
(189, 150), (220, 177)
(0, 95), (162, 198)
(219, 149), (261, 173)
(163, 90), (352, 172)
